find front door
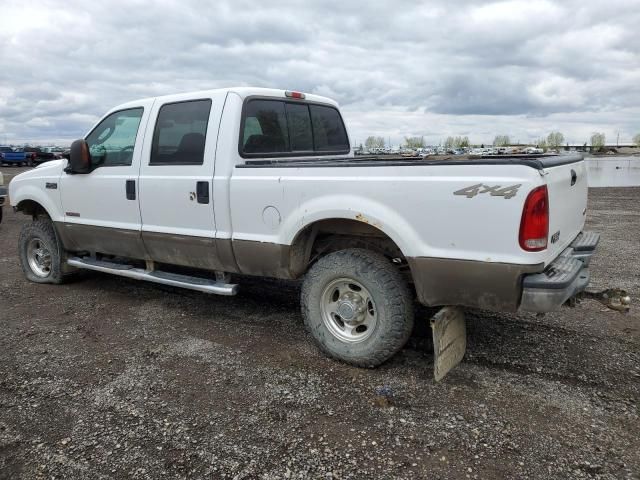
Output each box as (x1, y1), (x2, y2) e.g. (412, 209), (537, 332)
(138, 93), (225, 270)
(59, 100), (154, 258)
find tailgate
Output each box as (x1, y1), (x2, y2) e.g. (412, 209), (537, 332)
(542, 157), (588, 263)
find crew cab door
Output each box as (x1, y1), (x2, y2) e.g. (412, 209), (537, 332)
(59, 100), (154, 258)
(138, 92), (226, 269)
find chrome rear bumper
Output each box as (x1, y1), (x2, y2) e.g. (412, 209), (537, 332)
(519, 231), (599, 313)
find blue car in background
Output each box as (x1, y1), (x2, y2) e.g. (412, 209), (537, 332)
(0, 146), (31, 166)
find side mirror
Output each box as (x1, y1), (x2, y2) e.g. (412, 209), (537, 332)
(68, 139), (91, 174)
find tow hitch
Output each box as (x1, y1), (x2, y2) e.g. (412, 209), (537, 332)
(572, 288), (632, 312)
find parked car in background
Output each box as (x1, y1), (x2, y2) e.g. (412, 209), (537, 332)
(0, 171), (6, 223)
(524, 147), (544, 154)
(24, 147), (64, 165)
(0, 146), (30, 166)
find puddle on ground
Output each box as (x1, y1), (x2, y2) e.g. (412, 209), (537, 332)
(586, 156), (640, 187)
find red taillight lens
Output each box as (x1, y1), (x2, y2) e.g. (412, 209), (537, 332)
(519, 185), (549, 251)
(284, 90), (305, 99)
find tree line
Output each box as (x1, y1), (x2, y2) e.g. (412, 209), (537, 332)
(362, 131), (640, 151)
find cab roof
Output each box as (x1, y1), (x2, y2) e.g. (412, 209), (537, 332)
(112, 87), (339, 113)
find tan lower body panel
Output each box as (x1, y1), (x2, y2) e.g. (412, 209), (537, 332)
(408, 257), (543, 312)
(54, 222), (289, 277)
(231, 239), (293, 278)
(142, 231), (227, 271)
(55, 222), (541, 311)
(55, 222), (148, 260)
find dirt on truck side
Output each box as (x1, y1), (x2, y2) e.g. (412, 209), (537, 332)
(0, 167), (639, 479)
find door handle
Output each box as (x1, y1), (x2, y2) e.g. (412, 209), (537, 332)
(126, 180), (136, 200)
(196, 181), (209, 204)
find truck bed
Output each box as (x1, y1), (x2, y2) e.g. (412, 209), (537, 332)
(239, 153), (584, 170)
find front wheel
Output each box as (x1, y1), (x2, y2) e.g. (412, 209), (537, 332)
(19, 218), (70, 284)
(301, 248), (414, 367)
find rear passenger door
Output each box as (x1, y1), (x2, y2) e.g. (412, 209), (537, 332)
(138, 93), (226, 270)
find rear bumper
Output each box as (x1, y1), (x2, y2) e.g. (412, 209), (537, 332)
(519, 231), (599, 313)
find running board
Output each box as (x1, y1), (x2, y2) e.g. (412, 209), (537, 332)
(67, 257), (238, 296)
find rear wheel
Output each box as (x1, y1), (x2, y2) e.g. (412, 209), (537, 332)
(301, 248), (414, 367)
(19, 218), (72, 284)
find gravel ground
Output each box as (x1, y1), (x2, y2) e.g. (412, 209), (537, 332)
(0, 167), (638, 479)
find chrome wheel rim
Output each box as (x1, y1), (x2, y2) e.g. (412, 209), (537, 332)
(320, 278), (377, 343)
(27, 238), (52, 277)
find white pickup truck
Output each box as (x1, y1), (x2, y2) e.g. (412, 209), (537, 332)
(10, 87), (599, 367)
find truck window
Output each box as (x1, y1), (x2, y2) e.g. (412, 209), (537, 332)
(310, 104), (349, 151)
(150, 99), (212, 165)
(242, 100), (289, 154)
(240, 99), (350, 157)
(285, 103), (313, 152)
(85, 108), (144, 167)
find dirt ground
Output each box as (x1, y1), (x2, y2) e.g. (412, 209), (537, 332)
(0, 167), (638, 479)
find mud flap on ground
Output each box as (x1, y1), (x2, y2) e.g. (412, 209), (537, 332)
(430, 307), (466, 382)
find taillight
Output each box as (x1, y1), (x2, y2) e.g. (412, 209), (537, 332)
(519, 185), (549, 251)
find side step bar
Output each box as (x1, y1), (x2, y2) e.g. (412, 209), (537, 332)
(67, 257), (238, 296)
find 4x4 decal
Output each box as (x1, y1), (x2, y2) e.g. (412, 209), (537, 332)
(453, 183), (521, 199)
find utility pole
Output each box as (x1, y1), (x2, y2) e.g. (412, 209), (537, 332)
(616, 132), (619, 147)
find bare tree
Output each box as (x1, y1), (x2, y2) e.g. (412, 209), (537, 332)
(536, 137), (548, 152)
(444, 136), (455, 149)
(493, 135), (511, 147)
(546, 131), (564, 149)
(633, 133), (640, 147)
(365, 136), (385, 150)
(443, 136), (470, 149)
(404, 136), (425, 149)
(590, 132), (606, 152)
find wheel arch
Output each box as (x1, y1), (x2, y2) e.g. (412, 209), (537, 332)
(15, 198), (51, 219)
(288, 217), (408, 278)
(11, 181), (63, 222)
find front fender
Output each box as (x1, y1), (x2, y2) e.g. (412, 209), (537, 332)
(10, 182), (63, 222)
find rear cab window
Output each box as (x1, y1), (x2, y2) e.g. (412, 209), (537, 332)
(239, 98), (350, 158)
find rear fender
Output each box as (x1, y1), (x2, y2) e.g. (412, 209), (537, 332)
(281, 194), (425, 258)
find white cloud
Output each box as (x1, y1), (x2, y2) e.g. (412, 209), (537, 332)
(0, 0), (638, 146)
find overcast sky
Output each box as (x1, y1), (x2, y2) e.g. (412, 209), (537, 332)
(1, 0), (639, 146)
